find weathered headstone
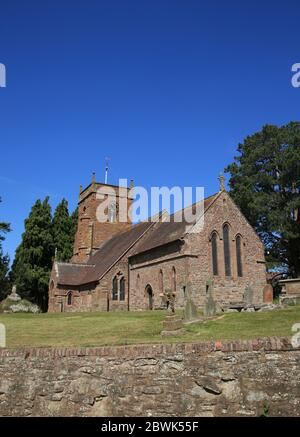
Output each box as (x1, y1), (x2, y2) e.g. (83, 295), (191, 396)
(0, 323), (6, 348)
(183, 283), (198, 322)
(243, 284), (254, 306)
(263, 284), (273, 303)
(203, 278), (217, 317)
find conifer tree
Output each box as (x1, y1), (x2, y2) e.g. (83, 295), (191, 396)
(52, 199), (74, 262)
(11, 197), (54, 311)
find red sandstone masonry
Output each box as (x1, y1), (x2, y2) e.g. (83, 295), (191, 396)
(0, 337), (298, 359)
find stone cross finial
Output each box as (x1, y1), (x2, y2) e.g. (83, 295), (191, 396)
(218, 173), (225, 191)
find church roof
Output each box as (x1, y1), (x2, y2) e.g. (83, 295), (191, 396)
(55, 221), (153, 286)
(82, 221), (153, 283)
(130, 193), (218, 255)
(54, 262), (95, 286)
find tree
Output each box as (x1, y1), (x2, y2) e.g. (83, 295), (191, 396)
(70, 207), (78, 240)
(11, 197), (54, 311)
(0, 249), (10, 301)
(225, 121), (300, 277)
(0, 196), (11, 242)
(0, 197), (11, 300)
(52, 199), (74, 262)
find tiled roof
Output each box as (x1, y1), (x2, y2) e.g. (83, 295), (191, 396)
(56, 221), (153, 286)
(55, 263), (95, 286)
(131, 193), (218, 255)
(81, 221), (153, 283)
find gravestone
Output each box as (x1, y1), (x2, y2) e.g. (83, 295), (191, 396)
(263, 284), (273, 303)
(203, 278), (217, 317)
(183, 283), (198, 322)
(243, 285), (254, 306)
(0, 323), (5, 348)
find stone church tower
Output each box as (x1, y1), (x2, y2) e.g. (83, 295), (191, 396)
(72, 174), (134, 263)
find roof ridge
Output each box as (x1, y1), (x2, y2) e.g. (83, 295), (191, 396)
(57, 262), (95, 267)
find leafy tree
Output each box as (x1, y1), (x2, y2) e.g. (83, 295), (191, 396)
(52, 199), (74, 262)
(11, 197), (54, 311)
(225, 122), (300, 277)
(0, 197), (11, 300)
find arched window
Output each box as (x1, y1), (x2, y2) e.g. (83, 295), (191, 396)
(236, 235), (243, 277)
(67, 292), (72, 305)
(112, 276), (118, 300)
(119, 277), (125, 301)
(159, 269), (163, 293)
(171, 267), (176, 292)
(223, 224), (231, 276)
(211, 232), (218, 276)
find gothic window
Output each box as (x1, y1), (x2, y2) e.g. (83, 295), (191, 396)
(236, 235), (243, 277)
(67, 292), (72, 305)
(159, 270), (163, 293)
(211, 232), (218, 276)
(171, 267), (176, 292)
(120, 277), (125, 301)
(112, 276), (118, 300)
(223, 224), (231, 276)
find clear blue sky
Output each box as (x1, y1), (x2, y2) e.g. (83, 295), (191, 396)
(0, 0), (299, 262)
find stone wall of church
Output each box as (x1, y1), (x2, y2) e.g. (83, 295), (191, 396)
(186, 191), (266, 307)
(92, 259), (130, 312)
(0, 337), (299, 417)
(129, 241), (189, 310)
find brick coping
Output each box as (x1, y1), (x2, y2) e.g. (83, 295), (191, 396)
(0, 337), (299, 358)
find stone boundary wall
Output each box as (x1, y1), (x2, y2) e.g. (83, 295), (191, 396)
(0, 337), (299, 417)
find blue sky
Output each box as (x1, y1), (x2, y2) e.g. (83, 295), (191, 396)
(0, 0), (299, 261)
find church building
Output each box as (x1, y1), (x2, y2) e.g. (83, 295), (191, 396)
(48, 175), (267, 312)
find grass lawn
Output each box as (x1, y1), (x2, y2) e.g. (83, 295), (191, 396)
(0, 305), (299, 348)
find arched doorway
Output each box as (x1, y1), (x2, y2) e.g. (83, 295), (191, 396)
(145, 285), (154, 310)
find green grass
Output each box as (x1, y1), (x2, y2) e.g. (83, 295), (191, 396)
(0, 305), (299, 348)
